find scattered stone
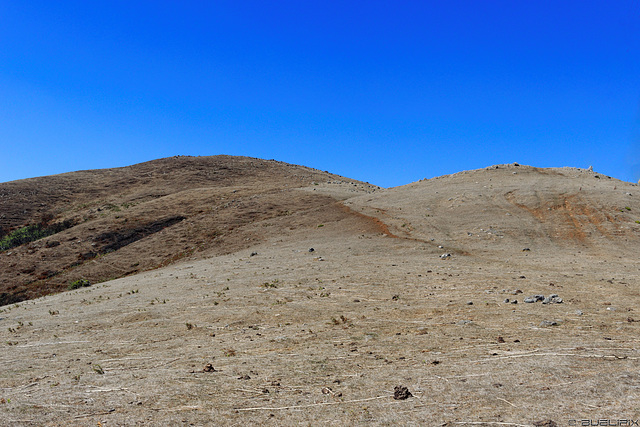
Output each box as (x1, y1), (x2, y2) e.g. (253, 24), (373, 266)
(524, 295), (545, 303)
(511, 289), (523, 295)
(522, 248), (531, 251)
(393, 385), (413, 400)
(250, 252), (258, 257)
(504, 298), (510, 303)
(497, 336), (505, 343)
(440, 253), (451, 259)
(510, 299), (518, 304)
(466, 301), (473, 305)
(539, 320), (558, 327)
(542, 294), (563, 304)
(308, 248), (315, 252)
(202, 363), (216, 372)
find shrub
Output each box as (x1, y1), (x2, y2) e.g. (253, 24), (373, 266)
(68, 279), (92, 290)
(0, 219), (75, 252)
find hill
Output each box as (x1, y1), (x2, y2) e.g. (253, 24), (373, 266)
(0, 155), (379, 305)
(348, 162), (640, 260)
(1, 158), (639, 426)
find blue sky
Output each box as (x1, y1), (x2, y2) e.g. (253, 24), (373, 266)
(1, 1), (639, 187)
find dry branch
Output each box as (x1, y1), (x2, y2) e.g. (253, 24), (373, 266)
(235, 394), (390, 411)
(454, 423), (533, 427)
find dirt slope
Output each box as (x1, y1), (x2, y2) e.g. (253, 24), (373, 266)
(1, 160), (639, 426)
(0, 155), (379, 305)
(348, 163), (640, 261)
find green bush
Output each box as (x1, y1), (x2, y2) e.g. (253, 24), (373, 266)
(0, 219), (74, 252)
(67, 279), (92, 290)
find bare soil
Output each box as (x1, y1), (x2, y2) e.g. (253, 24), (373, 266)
(1, 159), (639, 426)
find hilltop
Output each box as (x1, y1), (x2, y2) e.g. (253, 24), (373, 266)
(0, 155), (379, 305)
(1, 158), (639, 426)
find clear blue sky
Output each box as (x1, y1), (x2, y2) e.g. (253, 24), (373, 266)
(1, 1), (639, 187)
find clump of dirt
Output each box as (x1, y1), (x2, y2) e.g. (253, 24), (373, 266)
(393, 385), (412, 400)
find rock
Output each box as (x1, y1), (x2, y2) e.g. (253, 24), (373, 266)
(466, 301), (473, 305)
(457, 320), (473, 326)
(539, 320), (558, 327)
(533, 420), (557, 427)
(576, 310), (584, 316)
(542, 294), (563, 304)
(510, 299), (518, 304)
(525, 295), (545, 303)
(440, 253), (451, 259)
(504, 298), (510, 303)
(308, 248), (315, 252)
(202, 363), (216, 372)
(524, 296), (536, 303)
(393, 385), (413, 400)
(522, 248), (530, 251)
(250, 252), (258, 257)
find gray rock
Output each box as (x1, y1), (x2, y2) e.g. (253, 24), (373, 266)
(542, 294), (563, 304)
(466, 301), (473, 305)
(457, 320), (473, 326)
(510, 299), (518, 304)
(440, 253), (452, 259)
(575, 310), (584, 316)
(539, 320), (559, 327)
(525, 295), (546, 303)
(503, 298), (510, 303)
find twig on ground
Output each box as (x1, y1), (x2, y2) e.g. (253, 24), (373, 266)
(100, 356), (153, 363)
(496, 397), (518, 408)
(235, 394), (390, 411)
(74, 409), (115, 419)
(85, 388), (129, 393)
(158, 405), (201, 412)
(473, 352), (639, 362)
(454, 423), (533, 427)
(17, 340), (90, 348)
